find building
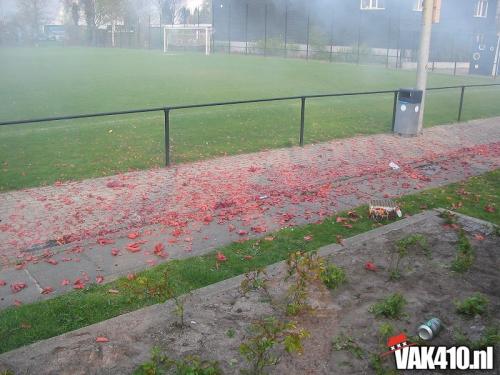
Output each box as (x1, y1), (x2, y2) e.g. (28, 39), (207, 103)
(212, 0), (499, 74)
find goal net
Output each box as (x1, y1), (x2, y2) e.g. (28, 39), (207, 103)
(163, 25), (213, 55)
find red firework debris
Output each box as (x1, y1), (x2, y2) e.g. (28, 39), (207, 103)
(10, 282), (27, 293)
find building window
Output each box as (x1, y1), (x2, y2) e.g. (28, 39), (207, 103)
(360, 0), (385, 10)
(413, 0), (424, 11)
(474, 0), (488, 17)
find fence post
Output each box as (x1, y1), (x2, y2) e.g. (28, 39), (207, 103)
(457, 86), (465, 122)
(391, 90), (398, 131)
(300, 97), (306, 146)
(164, 108), (171, 166)
(306, 13), (310, 60)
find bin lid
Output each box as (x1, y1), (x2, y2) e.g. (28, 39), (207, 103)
(399, 88), (423, 104)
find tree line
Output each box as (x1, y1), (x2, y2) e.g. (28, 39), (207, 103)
(0, 0), (212, 44)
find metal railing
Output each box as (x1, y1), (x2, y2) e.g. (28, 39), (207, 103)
(1, 83), (499, 166)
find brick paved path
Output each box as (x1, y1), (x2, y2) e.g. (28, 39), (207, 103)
(0, 118), (499, 308)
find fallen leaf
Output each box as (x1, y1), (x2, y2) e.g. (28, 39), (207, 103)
(484, 204), (496, 213)
(96, 337), (110, 343)
(60, 279), (70, 286)
(127, 273), (136, 281)
(73, 279), (85, 289)
(303, 235), (313, 241)
(336, 235), (344, 245)
(108, 289), (119, 294)
(45, 258), (58, 265)
(96, 275), (104, 284)
(0, 280), (6, 287)
(127, 232), (140, 239)
(111, 248), (120, 256)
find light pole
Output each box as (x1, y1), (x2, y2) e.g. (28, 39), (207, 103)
(416, 0), (435, 133)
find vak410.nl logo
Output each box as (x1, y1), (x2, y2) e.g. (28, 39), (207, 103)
(383, 333), (495, 371)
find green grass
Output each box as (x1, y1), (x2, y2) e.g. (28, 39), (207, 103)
(1, 47), (500, 191)
(369, 293), (407, 319)
(0, 170), (498, 354)
(455, 294), (489, 317)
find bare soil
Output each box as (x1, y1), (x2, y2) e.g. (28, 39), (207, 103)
(1, 211), (498, 374)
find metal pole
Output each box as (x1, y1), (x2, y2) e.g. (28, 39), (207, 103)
(457, 86), (465, 122)
(164, 108), (171, 166)
(228, 1), (231, 54)
(329, 12), (334, 63)
(264, 3), (268, 56)
(284, 0), (288, 58)
(299, 97), (306, 146)
(356, 10), (361, 64)
(245, 3), (248, 54)
(148, 15), (151, 49)
(416, 0), (435, 133)
(391, 90), (398, 131)
(306, 12), (310, 60)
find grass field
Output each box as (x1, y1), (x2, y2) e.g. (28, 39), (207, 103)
(1, 47), (500, 191)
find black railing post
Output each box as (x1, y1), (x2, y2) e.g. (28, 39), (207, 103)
(164, 108), (171, 166)
(457, 86), (465, 122)
(299, 97), (306, 146)
(391, 90), (398, 131)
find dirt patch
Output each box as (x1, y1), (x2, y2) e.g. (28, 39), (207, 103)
(1, 211), (498, 374)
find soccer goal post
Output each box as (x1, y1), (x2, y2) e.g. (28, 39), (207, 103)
(163, 24), (213, 55)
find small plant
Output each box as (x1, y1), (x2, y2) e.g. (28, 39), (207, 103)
(378, 323), (395, 345)
(239, 316), (309, 375)
(320, 263), (347, 290)
(331, 333), (364, 359)
(226, 328), (236, 338)
(455, 293), (489, 317)
(134, 347), (221, 375)
(369, 293), (407, 319)
(240, 268), (269, 297)
(285, 251), (324, 315)
(440, 210), (457, 225)
(369, 353), (397, 375)
(451, 229), (475, 273)
(454, 326), (499, 350)
(388, 234), (428, 280)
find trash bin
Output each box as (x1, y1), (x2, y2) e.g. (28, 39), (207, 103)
(393, 88), (423, 136)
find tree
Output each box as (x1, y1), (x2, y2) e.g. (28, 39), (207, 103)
(16, 0), (50, 42)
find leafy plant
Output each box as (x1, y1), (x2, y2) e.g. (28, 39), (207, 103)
(369, 293), (407, 319)
(134, 347), (221, 375)
(240, 268), (269, 297)
(369, 353), (397, 375)
(285, 251), (324, 315)
(454, 326), (500, 350)
(320, 263), (347, 290)
(226, 328), (236, 338)
(388, 234), (428, 280)
(451, 229), (475, 273)
(239, 316), (309, 375)
(378, 323), (395, 345)
(331, 333), (364, 359)
(455, 294), (489, 317)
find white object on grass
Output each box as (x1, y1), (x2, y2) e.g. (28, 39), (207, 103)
(389, 162), (400, 170)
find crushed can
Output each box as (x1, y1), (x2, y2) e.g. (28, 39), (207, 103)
(418, 318), (442, 341)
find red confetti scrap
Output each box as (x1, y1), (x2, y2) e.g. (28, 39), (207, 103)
(365, 262), (377, 272)
(10, 282), (27, 293)
(97, 238), (114, 245)
(126, 243), (141, 253)
(216, 252), (227, 262)
(41, 286), (54, 294)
